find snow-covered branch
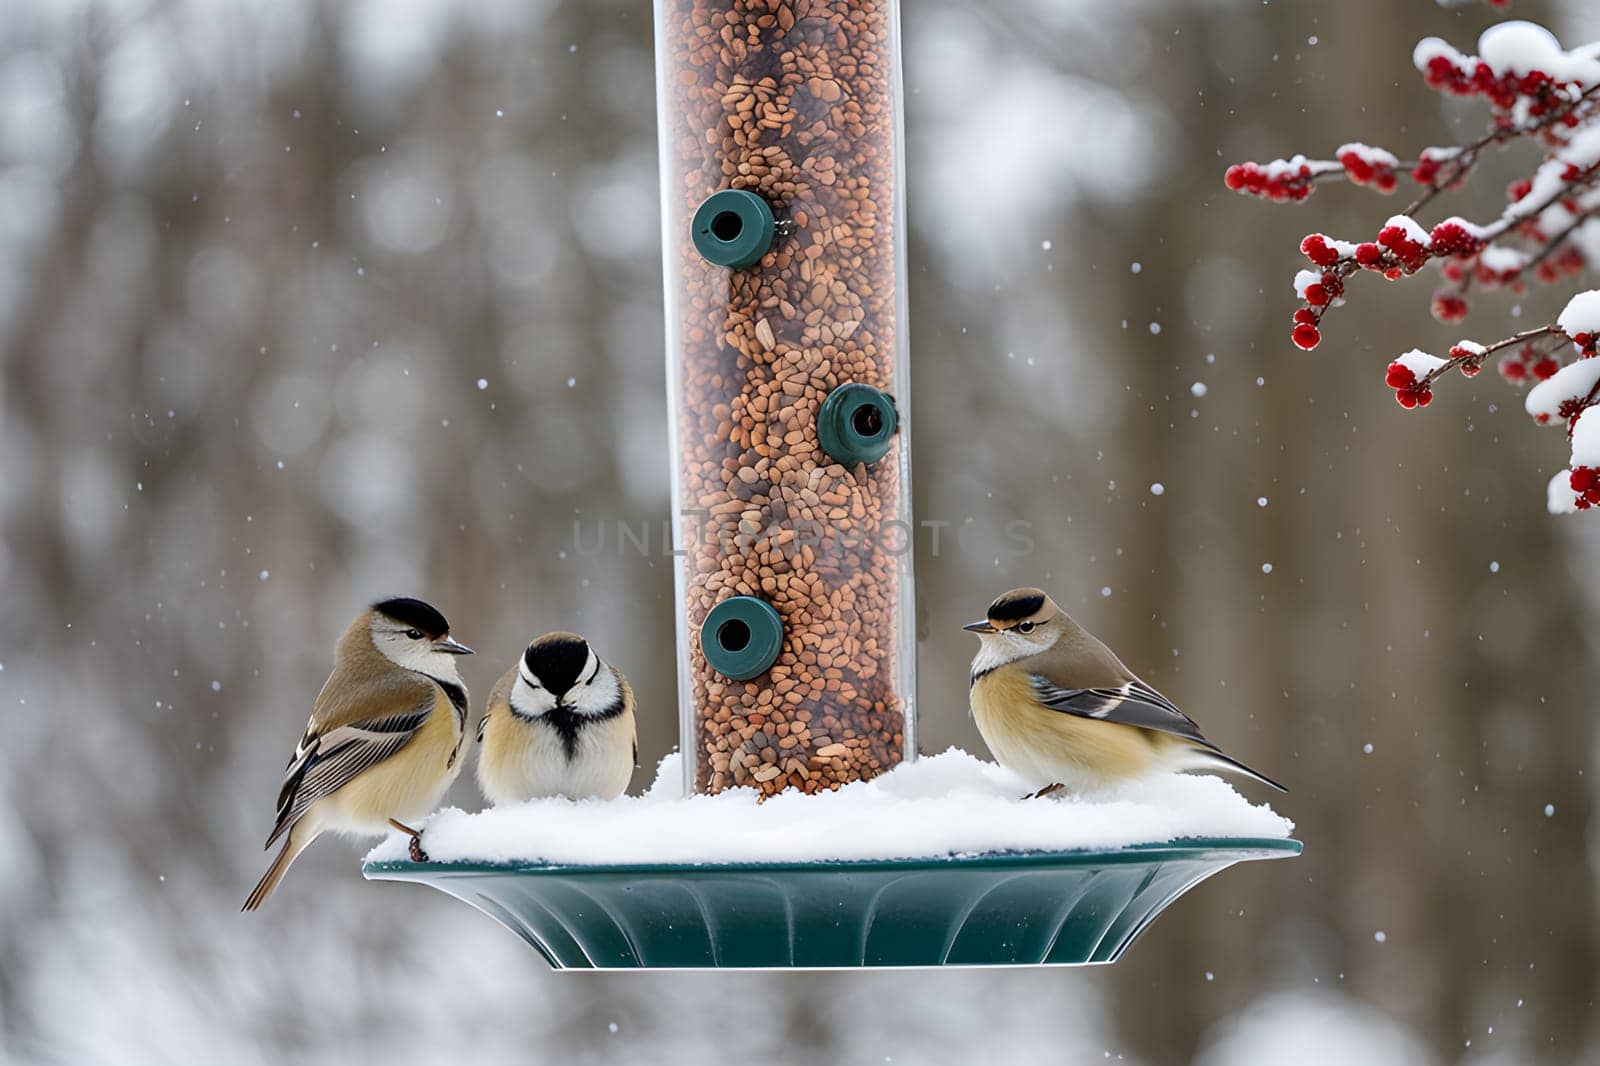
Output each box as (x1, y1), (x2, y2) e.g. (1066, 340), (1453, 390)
(1226, 20), (1600, 514)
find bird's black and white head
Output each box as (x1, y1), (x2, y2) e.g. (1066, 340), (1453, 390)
(368, 597), (474, 677)
(511, 632), (621, 718)
(963, 587), (1071, 674)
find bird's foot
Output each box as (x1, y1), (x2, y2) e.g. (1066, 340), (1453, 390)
(1024, 783), (1066, 800)
(388, 818), (430, 863)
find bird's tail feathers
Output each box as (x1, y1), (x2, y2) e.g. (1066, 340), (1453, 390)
(242, 819), (318, 911)
(1188, 747), (1288, 793)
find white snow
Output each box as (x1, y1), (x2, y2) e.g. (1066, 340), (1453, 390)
(1557, 289), (1600, 336)
(1256, 154), (1314, 179)
(1571, 406), (1600, 466)
(1413, 36), (1470, 76)
(1477, 246), (1528, 273)
(1506, 131), (1600, 230)
(1479, 21), (1600, 84)
(1525, 357), (1600, 423)
(1334, 142), (1398, 167)
(1384, 215), (1431, 247)
(1561, 125), (1600, 170)
(1547, 469), (1580, 514)
(1451, 340), (1487, 357)
(365, 748), (1294, 867)
(1293, 269), (1321, 299)
(1432, 214), (1489, 240)
(1417, 22), (1600, 87)
(1394, 349), (1447, 378)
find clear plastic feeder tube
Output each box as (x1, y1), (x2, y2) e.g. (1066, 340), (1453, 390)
(655, 0), (914, 795)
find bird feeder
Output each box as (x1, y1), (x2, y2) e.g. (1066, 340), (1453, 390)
(660, 0), (916, 797)
(364, 0), (1299, 968)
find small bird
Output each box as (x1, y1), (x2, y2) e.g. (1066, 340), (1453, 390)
(965, 588), (1285, 797)
(243, 597), (473, 911)
(477, 632), (637, 805)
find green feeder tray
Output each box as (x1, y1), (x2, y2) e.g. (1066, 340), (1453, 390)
(364, 838), (1300, 969)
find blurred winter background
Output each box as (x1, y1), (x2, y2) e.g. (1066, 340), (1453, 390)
(4, 0), (1600, 1062)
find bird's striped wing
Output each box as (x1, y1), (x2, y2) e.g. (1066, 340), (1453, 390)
(1027, 675), (1217, 751)
(265, 700), (433, 849)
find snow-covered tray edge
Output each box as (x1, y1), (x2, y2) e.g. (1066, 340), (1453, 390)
(366, 748), (1296, 869)
(364, 837), (1302, 875)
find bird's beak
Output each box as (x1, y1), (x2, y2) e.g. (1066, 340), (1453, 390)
(962, 619), (997, 634)
(434, 636), (475, 656)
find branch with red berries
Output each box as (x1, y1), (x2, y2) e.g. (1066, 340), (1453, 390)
(1225, 20), (1600, 513)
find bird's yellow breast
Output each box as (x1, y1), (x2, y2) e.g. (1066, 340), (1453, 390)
(320, 688), (463, 833)
(970, 665), (1172, 790)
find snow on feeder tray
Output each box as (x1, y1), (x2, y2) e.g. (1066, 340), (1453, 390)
(363, 0), (1299, 967)
(365, 751), (1300, 969)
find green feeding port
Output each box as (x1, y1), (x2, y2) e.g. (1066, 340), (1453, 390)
(691, 189), (777, 269)
(817, 382), (898, 466)
(364, 839), (1302, 969)
(700, 596), (784, 680)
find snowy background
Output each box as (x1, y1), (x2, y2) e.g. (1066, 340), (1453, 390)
(3, 0), (1600, 1063)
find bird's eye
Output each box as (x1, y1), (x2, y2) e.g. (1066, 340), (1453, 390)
(1017, 621), (1035, 633)
(405, 628), (423, 640)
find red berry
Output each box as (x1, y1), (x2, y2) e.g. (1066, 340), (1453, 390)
(1532, 357), (1560, 380)
(1431, 292), (1469, 322)
(1339, 151), (1373, 184)
(1304, 284), (1329, 307)
(1572, 467), (1600, 508)
(1293, 308), (1317, 325)
(1415, 387), (1433, 407)
(1354, 242), (1383, 267)
(1395, 388), (1419, 409)
(1292, 323), (1321, 350)
(1385, 361), (1416, 389)
(1224, 165), (1246, 190)
(1460, 361), (1481, 378)
(1500, 359), (1528, 382)
(1300, 234), (1341, 266)
(1430, 220), (1483, 258)
(1377, 224), (1427, 270)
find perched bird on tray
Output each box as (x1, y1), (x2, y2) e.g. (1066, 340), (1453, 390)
(243, 597), (473, 910)
(477, 632), (637, 805)
(964, 587), (1285, 798)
